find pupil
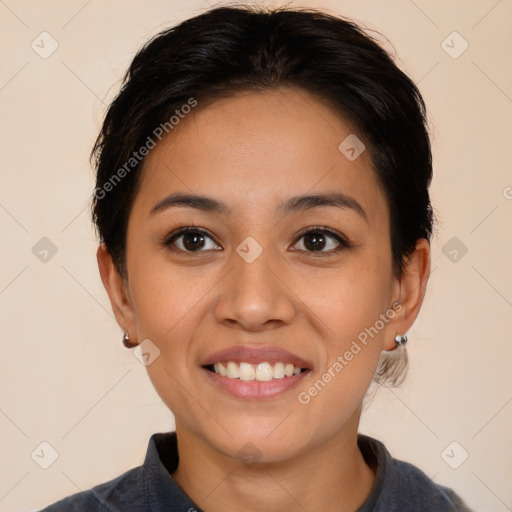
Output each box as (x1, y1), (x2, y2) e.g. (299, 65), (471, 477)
(183, 232), (205, 251)
(304, 232), (325, 251)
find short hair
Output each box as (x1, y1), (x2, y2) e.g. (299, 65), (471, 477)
(91, 5), (434, 385)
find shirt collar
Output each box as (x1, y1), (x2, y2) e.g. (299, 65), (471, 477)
(356, 433), (388, 511)
(138, 431), (388, 512)
(139, 432), (202, 512)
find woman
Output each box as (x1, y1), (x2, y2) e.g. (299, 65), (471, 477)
(42, 5), (473, 511)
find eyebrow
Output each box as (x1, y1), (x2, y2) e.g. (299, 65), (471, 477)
(150, 191), (368, 222)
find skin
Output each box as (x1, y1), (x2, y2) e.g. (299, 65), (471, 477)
(97, 87), (430, 512)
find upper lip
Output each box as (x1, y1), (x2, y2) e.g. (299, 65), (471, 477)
(201, 345), (312, 369)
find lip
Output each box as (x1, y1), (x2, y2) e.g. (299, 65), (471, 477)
(201, 366), (311, 399)
(200, 345), (313, 400)
(200, 345), (312, 369)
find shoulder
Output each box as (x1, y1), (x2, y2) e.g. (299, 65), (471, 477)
(39, 466), (143, 511)
(39, 431), (185, 512)
(385, 457), (471, 511)
(357, 434), (473, 512)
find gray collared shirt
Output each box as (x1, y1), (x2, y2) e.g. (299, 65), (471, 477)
(40, 432), (473, 511)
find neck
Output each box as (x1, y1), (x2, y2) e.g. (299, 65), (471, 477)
(172, 412), (376, 512)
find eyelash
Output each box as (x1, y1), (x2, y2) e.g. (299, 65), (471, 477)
(162, 225), (351, 255)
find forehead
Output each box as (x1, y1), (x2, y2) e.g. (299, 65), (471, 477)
(133, 87), (387, 226)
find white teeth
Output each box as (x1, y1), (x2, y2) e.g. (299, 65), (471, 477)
(255, 362), (273, 381)
(226, 361), (239, 379)
(217, 362), (227, 377)
(273, 362), (285, 379)
(239, 362), (256, 381)
(211, 361), (304, 380)
(284, 363), (294, 377)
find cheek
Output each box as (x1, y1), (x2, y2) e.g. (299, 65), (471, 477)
(127, 253), (218, 341)
(309, 256), (393, 345)
(294, 271), (391, 434)
(126, 257), (216, 428)
(302, 251), (394, 392)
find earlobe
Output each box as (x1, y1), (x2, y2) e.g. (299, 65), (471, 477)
(96, 244), (137, 342)
(386, 238), (431, 349)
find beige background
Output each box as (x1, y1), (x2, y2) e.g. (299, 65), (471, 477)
(1, 0), (511, 511)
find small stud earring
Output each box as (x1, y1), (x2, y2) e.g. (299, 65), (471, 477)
(122, 332), (137, 349)
(394, 334), (407, 347)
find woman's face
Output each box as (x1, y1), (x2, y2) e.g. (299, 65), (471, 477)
(112, 87), (416, 462)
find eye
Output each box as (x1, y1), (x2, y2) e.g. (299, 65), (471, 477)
(163, 227), (221, 252)
(292, 227), (350, 253)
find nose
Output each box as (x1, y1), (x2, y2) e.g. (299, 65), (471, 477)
(213, 244), (296, 332)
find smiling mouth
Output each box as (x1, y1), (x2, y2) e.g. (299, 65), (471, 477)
(204, 361), (308, 381)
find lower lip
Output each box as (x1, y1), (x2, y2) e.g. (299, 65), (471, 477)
(201, 367), (310, 399)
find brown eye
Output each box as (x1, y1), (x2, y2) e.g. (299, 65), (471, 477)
(292, 228), (349, 253)
(181, 232), (206, 251)
(302, 232), (328, 251)
(164, 228), (221, 252)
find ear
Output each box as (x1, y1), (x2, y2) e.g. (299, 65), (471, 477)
(97, 243), (138, 344)
(384, 238), (431, 350)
